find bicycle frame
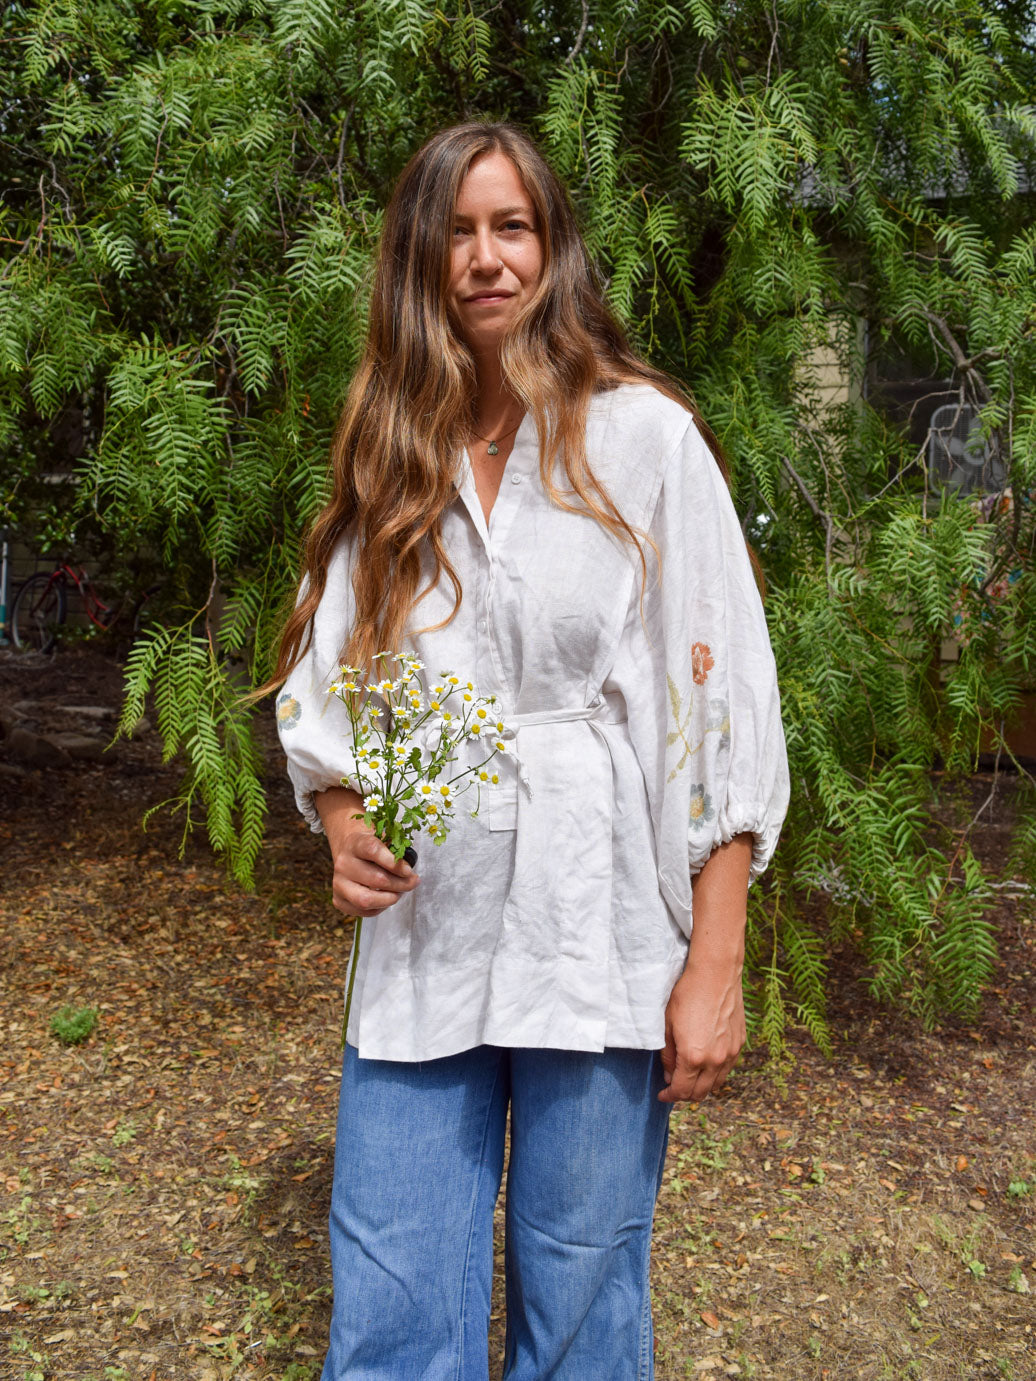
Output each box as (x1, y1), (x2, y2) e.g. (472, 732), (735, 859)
(54, 563), (116, 629)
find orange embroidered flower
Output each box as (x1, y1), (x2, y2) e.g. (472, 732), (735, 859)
(691, 642), (714, 685)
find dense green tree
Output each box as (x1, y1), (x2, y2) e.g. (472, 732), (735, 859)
(2, 0), (1034, 1048)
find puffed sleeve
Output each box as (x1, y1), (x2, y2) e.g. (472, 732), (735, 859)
(274, 536), (363, 834)
(648, 415), (789, 894)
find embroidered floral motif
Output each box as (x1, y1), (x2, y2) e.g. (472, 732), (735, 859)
(706, 697), (730, 743)
(688, 784), (715, 830)
(276, 692), (302, 730)
(691, 641), (714, 685)
(665, 645), (730, 781)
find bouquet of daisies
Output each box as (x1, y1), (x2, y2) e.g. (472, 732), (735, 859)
(327, 651), (510, 1042)
(328, 650), (509, 860)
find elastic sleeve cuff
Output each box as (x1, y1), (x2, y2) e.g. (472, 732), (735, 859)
(286, 761), (362, 836)
(689, 802), (784, 884)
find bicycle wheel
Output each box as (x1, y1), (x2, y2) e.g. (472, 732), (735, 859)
(10, 572), (68, 653)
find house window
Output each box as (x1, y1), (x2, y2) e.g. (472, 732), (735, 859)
(867, 335), (1005, 494)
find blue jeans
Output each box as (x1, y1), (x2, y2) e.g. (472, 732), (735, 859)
(321, 1043), (671, 1380)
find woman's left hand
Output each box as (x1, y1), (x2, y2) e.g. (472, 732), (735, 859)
(658, 957), (746, 1103)
(657, 832), (753, 1104)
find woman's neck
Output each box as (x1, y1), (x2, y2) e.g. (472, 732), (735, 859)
(471, 350), (523, 434)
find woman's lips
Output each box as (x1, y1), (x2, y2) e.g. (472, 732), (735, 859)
(465, 292), (513, 303)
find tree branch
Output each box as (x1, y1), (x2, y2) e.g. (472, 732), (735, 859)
(566, 0), (589, 66)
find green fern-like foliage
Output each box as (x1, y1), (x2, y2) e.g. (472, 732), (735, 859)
(2, 0), (1033, 1043)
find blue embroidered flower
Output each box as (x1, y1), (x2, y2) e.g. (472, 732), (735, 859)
(688, 783), (715, 831)
(276, 692), (302, 730)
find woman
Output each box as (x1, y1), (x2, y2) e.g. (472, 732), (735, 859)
(274, 122), (789, 1380)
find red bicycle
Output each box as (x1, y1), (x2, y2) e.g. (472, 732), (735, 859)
(10, 562), (159, 653)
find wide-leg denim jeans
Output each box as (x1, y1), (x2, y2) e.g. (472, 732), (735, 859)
(320, 1043), (671, 1380)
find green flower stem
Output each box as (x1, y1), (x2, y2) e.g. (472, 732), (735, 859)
(445, 751), (499, 786)
(341, 914), (363, 1052)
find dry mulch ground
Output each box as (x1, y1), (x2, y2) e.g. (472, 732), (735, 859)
(1, 649), (1033, 1381)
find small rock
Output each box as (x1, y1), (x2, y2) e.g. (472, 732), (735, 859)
(42, 732), (107, 762)
(129, 716), (151, 738)
(0, 761), (28, 780)
(65, 704), (115, 720)
(6, 726), (69, 765)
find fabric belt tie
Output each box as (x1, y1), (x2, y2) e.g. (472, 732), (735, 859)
(487, 694), (628, 1046)
(497, 697), (628, 796)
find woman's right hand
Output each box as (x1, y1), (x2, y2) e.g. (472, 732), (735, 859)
(314, 786), (420, 918)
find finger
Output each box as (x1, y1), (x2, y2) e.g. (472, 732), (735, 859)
(712, 1052), (740, 1092)
(658, 1058), (722, 1105)
(356, 832), (411, 875)
(334, 881), (404, 916)
(345, 860), (418, 893)
(332, 889), (386, 918)
(659, 1029), (676, 1087)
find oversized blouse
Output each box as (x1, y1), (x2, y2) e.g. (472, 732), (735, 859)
(275, 382), (790, 1062)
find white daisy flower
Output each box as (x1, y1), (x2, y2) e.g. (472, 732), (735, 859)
(363, 793), (382, 812)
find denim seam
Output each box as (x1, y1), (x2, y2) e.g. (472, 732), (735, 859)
(637, 1274), (652, 1381)
(454, 1056), (504, 1381)
(638, 1094), (671, 1381)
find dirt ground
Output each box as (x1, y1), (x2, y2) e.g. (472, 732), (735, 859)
(1, 649), (1033, 1381)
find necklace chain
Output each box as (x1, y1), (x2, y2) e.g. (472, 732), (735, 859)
(471, 415), (523, 456)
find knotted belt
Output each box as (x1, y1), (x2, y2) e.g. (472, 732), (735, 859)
(494, 695), (628, 803)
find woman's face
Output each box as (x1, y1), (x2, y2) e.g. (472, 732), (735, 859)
(447, 151), (544, 356)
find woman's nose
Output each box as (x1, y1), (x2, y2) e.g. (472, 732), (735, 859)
(469, 227), (501, 274)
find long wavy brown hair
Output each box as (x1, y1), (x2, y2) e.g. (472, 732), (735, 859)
(270, 120), (731, 686)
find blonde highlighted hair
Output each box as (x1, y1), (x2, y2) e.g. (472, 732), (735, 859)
(271, 120), (730, 686)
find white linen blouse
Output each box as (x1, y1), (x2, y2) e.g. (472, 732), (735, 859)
(276, 382), (789, 1062)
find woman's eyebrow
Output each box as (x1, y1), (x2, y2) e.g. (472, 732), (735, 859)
(454, 205), (534, 220)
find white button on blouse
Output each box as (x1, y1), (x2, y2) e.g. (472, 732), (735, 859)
(276, 383), (790, 1062)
